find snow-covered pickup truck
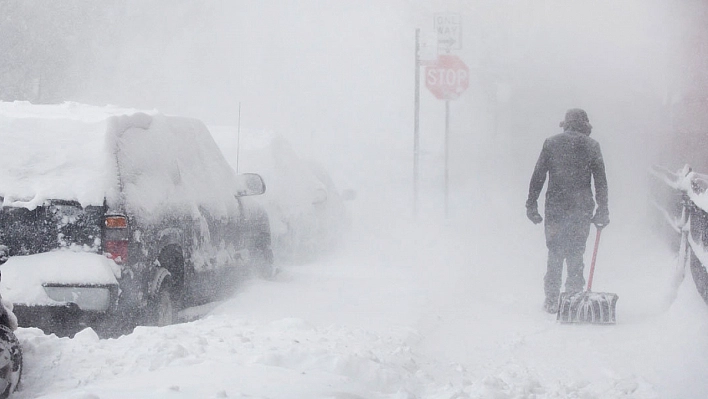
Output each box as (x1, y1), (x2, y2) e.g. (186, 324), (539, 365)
(0, 102), (273, 337)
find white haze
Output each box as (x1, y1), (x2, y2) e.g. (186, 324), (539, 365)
(5, 1), (708, 398)
(65, 0), (685, 226)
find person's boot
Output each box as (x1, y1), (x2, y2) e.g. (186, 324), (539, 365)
(543, 296), (559, 314)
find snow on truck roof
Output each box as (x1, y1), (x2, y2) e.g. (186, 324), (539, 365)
(0, 101), (239, 218)
(0, 101), (151, 122)
(0, 102), (144, 209)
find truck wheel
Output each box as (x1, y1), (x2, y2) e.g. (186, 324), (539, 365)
(147, 279), (176, 327)
(0, 325), (21, 399)
(252, 245), (276, 279)
(690, 250), (708, 307)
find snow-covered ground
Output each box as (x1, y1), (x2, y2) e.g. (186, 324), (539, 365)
(9, 159), (708, 398)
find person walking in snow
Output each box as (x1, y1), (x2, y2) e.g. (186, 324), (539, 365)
(525, 108), (609, 314)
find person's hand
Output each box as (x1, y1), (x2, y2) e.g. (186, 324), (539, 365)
(527, 208), (543, 224)
(591, 210), (610, 229)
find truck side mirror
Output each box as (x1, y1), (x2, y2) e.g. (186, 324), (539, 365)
(235, 173), (266, 197)
(341, 189), (357, 201)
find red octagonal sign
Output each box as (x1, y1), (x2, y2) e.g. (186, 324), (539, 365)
(425, 54), (469, 101)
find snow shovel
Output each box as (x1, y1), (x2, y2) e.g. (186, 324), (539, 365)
(557, 227), (619, 324)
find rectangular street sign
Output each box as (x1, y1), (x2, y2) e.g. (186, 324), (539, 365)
(434, 13), (462, 51)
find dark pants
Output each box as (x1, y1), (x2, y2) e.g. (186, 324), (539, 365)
(544, 213), (591, 303)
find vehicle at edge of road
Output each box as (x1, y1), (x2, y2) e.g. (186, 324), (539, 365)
(0, 102), (273, 338)
(209, 129), (356, 264)
(650, 164), (708, 307)
(0, 247), (21, 399)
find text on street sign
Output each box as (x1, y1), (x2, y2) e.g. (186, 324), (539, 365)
(425, 54), (469, 100)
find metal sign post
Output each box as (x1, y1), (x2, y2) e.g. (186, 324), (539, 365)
(428, 14), (465, 219)
(444, 99), (450, 218)
(425, 55), (469, 218)
(415, 14), (465, 219)
(236, 102), (241, 174)
(414, 29), (421, 219)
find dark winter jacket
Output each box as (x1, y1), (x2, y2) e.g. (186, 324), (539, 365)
(526, 129), (608, 222)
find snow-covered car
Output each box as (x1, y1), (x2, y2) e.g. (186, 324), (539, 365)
(0, 102), (273, 337)
(210, 128), (354, 263)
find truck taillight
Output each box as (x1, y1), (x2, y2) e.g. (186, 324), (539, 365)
(105, 216), (128, 229)
(104, 215), (129, 264)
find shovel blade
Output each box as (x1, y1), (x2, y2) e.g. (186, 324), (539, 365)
(557, 291), (618, 324)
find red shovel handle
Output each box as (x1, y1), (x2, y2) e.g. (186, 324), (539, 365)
(586, 227), (602, 292)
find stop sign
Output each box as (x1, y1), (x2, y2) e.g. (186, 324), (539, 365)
(425, 54), (469, 100)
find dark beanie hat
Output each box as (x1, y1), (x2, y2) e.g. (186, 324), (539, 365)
(560, 108), (592, 135)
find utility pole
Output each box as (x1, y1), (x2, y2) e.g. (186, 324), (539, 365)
(413, 28), (421, 219)
(236, 102), (241, 174)
(444, 99), (450, 218)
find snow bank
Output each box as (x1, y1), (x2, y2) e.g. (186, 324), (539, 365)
(16, 316), (432, 399)
(13, 219), (704, 399)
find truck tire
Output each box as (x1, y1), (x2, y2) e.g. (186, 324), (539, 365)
(690, 250), (708, 306)
(252, 244), (275, 279)
(147, 279), (176, 327)
(145, 245), (185, 327)
(0, 325), (21, 399)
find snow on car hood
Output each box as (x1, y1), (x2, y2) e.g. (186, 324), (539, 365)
(0, 251), (120, 306)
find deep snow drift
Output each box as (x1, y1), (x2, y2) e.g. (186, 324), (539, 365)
(10, 204), (708, 399)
